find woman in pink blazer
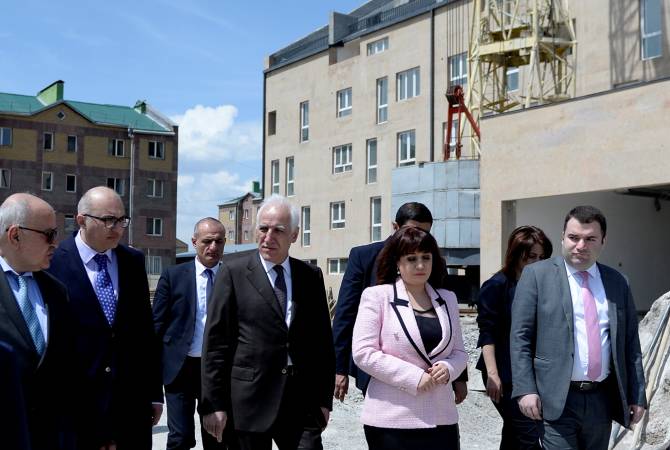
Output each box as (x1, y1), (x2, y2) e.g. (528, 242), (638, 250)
(353, 226), (467, 449)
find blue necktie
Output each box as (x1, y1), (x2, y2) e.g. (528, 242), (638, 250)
(93, 254), (117, 325)
(204, 268), (214, 302)
(273, 265), (287, 317)
(13, 273), (46, 355)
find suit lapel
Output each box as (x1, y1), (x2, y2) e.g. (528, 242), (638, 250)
(188, 261), (197, 323)
(0, 270), (35, 352)
(33, 272), (56, 365)
(392, 279), (431, 364)
(554, 257), (574, 337)
(246, 252), (287, 327)
(288, 258), (300, 326)
(599, 264), (618, 352)
(426, 284), (452, 359)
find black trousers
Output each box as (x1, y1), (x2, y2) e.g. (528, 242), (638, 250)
(235, 373), (324, 450)
(364, 424), (459, 450)
(165, 356), (234, 450)
(481, 373), (543, 449)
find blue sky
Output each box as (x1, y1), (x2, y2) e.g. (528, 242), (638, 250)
(2, 0), (362, 246)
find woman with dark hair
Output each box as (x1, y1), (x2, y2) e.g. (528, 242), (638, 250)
(476, 225), (553, 449)
(352, 226), (467, 450)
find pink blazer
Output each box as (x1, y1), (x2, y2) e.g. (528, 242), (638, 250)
(352, 279), (467, 429)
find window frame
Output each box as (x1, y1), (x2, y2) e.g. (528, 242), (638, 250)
(367, 37), (389, 56)
(327, 258), (349, 275)
(396, 67), (420, 101)
(641, 0), (663, 60)
(506, 67), (519, 92)
(146, 255), (162, 275)
(43, 132), (54, 151)
(0, 168), (10, 189)
(65, 174), (77, 193)
(110, 139), (125, 157)
(0, 127), (12, 146)
(286, 156), (295, 196)
(337, 88), (352, 117)
(146, 217), (163, 236)
(301, 206), (311, 247)
(148, 141), (165, 159)
(366, 139), (378, 184)
(332, 144), (353, 174)
(147, 178), (164, 198)
(107, 177), (126, 196)
(41, 171), (53, 191)
(67, 135), (77, 152)
(330, 201), (346, 229)
(449, 52), (468, 88)
(300, 101), (309, 142)
(370, 197), (382, 242)
(376, 77), (388, 124)
(397, 130), (416, 166)
(271, 159), (280, 194)
(229, 210), (235, 221)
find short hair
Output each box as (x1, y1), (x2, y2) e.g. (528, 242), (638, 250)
(501, 225), (553, 279)
(256, 194), (299, 231)
(0, 197), (29, 237)
(376, 226), (446, 287)
(563, 205), (607, 238)
(395, 202), (433, 227)
(193, 217), (224, 236)
(77, 186), (122, 214)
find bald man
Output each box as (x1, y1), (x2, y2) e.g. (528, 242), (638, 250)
(0, 193), (75, 449)
(48, 186), (163, 450)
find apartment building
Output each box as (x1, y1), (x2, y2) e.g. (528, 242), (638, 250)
(0, 80), (178, 275)
(218, 187), (263, 244)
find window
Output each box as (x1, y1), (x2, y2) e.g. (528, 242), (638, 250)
(146, 218), (163, 236)
(328, 258), (348, 275)
(366, 139), (378, 184)
(67, 135), (77, 152)
(370, 197), (382, 242)
(65, 174), (76, 193)
(107, 177), (126, 196)
(228, 230), (235, 240)
(286, 156), (295, 196)
(333, 144), (352, 173)
(0, 128), (11, 146)
(41, 172), (53, 191)
(642, 0), (662, 59)
(300, 101), (309, 142)
(268, 111), (277, 135)
(397, 67), (420, 100)
(444, 118), (460, 157)
(397, 130), (416, 166)
(376, 77), (388, 123)
(449, 53), (468, 88)
(337, 88), (352, 117)
(271, 160), (280, 194)
(244, 209), (249, 220)
(109, 139), (125, 157)
(243, 230), (249, 241)
(146, 255), (162, 275)
(301, 206), (311, 247)
(367, 37), (389, 55)
(506, 67), (519, 92)
(148, 141), (165, 159)
(330, 202), (345, 229)
(147, 179), (164, 198)
(0, 168), (10, 188)
(64, 214), (76, 233)
(229, 210), (235, 221)
(43, 132), (54, 151)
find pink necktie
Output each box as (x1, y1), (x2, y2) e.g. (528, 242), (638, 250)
(579, 271), (601, 380)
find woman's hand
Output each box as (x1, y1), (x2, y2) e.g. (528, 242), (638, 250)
(427, 362), (451, 384)
(485, 372), (503, 403)
(417, 372), (438, 393)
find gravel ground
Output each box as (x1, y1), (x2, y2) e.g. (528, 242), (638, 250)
(152, 315), (502, 450)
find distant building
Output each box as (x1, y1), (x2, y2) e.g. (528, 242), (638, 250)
(175, 238), (189, 255)
(0, 80), (178, 276)
(218, 183), (262, 245)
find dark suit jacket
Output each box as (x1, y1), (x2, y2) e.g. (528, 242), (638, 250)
(511, 256), (647, 426)
(201, 252), (335, 433)
(475, 271), (516, 384)
(48, 237), (163, 449)
(0, 269), (75, 450)
(153, 260), (198, 385)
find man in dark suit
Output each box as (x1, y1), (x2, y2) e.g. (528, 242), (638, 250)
(48, 186), (163, 450)
(0, 193), (75, 450)
(511, 205), (646, 450)
(154, 217), (234, 450)
(202, 194), (335, 450)
(332, 202), (468, 402)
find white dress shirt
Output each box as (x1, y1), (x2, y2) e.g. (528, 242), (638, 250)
(0, 255), (48, 342)
(189, 258), (220, 357)
(259, 254), (293, 365)
(75, 231), (119, 298)
(564, 261), (611, 382)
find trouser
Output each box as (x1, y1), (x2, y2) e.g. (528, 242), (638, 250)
(364, 424), (460, 450)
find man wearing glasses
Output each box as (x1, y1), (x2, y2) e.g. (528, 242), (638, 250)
(0, 193), (76, 449)
(49, 186), (163, 450)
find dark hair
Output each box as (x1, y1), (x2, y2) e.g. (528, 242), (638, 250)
(375, 226), (446, 287)
(563, 205), (607, 238)
(395, 202), (433, 227)
(501, 225), (553, 279)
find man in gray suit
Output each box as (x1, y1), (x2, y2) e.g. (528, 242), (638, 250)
(511, 205), (646, 450)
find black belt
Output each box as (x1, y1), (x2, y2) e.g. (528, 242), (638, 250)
(570, 380), (601, 391)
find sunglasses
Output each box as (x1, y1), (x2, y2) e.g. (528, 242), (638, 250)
(16, 226), (58, 244)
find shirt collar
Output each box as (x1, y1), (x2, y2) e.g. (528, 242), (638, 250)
(194, 256), (220, 277)
(258, 253), (291, 278)
(564, 259), (599, 281)
(0, 255), (33, 278)
(75, 231), (113, 265)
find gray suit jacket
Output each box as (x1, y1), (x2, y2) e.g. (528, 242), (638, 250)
(510, 256), (646, 426)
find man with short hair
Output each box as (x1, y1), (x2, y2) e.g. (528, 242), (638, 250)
(332, 202), (468, 402)
(48, 186), (163, 449)
(154, 217), (233, 450)
(511, 205), (646, 450)
(202, 194), (334, 450)
(0, 193), (75, 449)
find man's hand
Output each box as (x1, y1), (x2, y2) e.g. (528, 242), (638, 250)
(453, 381), (468, 404)
(320, 407), (330, 430)
(485, 372), (503, 404)
(518, 394), (542, 420)
(151, 403), (163, 426)
(203, 411), (228, 443)
(418, 372), (438, 393)
(334, 374), (349, 402)
(629, 404), (645, 426)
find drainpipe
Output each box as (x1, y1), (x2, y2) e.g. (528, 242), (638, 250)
(429, 7), (436, 162)
(128, 127), (135, 246)
(262, 73), (267, 198)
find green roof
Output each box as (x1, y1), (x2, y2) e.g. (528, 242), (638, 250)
(0, 89), (173, 134)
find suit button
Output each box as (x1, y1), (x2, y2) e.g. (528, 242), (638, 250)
(281, 368), (287, 374)
(105, 367), (111, 373)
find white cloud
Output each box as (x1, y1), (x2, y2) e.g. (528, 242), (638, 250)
(172, 105), (262, 162)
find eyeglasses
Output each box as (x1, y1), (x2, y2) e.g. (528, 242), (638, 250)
(16, 226), (58, 244)
(83, 214), (131, 229)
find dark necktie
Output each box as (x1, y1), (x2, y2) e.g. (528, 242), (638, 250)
(93, 253), (117, 325)
(13, 273), (46, 355)
(273, 265), (287, 317)
(204, 268), (214, 302)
